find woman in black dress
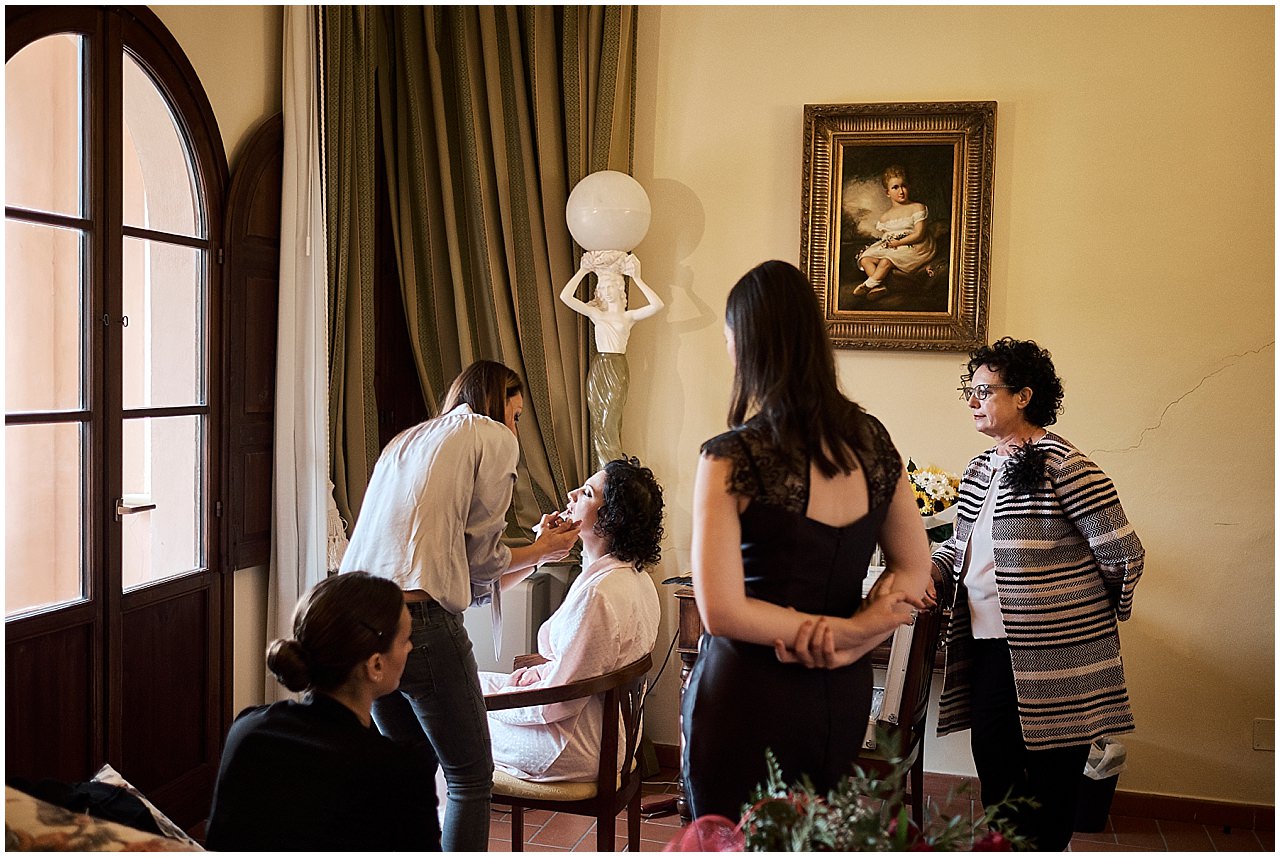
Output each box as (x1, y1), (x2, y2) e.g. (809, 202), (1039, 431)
(682, 260), (933, 820)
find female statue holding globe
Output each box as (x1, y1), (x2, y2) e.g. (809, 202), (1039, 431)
(560, 172), (665, 469)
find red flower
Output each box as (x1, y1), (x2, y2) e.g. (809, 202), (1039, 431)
(663, 815), (744, 852)
(972, 831), (1013, 850)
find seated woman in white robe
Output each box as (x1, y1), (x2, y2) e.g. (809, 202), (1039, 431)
(480, 457), (663, 783)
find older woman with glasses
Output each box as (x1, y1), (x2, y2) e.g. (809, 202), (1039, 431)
(930, 337), (1144, 851)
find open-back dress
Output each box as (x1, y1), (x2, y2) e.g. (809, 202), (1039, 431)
(681, 411), (902, 820)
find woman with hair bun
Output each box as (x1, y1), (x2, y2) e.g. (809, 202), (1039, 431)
(206, 572), (439, 851)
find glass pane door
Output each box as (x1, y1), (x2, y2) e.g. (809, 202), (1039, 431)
(119, 56), (208, 591)
(123, 52), (198, 237)
(5, 34), (89, 617)
(5, 423), (86, 613)
(5, 35), (84, 218)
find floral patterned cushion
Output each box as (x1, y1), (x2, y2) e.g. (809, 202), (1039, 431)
(4, 783), (203, 852)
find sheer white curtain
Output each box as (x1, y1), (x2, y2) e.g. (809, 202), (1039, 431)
(267, 6), (339, 700)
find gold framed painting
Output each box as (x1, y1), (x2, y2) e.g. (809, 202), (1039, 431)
(800, 101), (996, 350)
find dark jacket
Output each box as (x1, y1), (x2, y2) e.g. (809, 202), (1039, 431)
(206, 693), (440, 851)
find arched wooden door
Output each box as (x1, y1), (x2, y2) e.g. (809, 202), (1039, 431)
(6, 6), (229, 829)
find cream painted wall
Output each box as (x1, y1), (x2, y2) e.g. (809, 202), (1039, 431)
(151, 4), (1274, 808)
(629, 6), (1273, 807)
(148, 5), (283, 715)
(151, 5), (283, 168)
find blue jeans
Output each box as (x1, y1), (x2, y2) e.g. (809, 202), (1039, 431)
(373, 600), (493, 851)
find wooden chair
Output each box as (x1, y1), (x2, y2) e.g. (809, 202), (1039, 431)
(483, 653), (652, 852)
(856, 606), (943, 829)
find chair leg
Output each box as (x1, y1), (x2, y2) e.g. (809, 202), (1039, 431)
(628, 790), (642, 852)
(910, 757), (925, 830)
(511, 806), (524, 851)
(596, 806), (617, 851)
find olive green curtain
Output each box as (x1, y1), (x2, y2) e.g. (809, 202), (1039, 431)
(320, 7), (380, 522)
(322, 5), (637, 529)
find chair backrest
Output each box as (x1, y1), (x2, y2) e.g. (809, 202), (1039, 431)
(895, 607), (942, 738)
(483, 653), (653, 794)
(594, 655), (651, 795)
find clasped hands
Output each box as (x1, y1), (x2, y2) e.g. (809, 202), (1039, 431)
(509, 653), (550, 687)
(772, 572), (934, 670)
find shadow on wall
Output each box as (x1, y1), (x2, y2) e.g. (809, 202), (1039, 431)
(626, 175), (717, 485)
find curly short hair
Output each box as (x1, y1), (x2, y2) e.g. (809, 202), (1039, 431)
(881, 164), (908, 190)
(964, 337), (1065, 427)
(595, 457), (664, 569)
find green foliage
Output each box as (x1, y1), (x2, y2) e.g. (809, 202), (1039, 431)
(738, 741), (1033, 852)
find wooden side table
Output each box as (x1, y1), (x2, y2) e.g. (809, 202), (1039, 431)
(673, 587), (701, 819)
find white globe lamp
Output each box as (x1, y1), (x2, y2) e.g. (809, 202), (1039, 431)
(565, 170), (651, 252)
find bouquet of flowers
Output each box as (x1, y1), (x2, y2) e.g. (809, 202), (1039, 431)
(664, 745), (1029, 852)
(907, 460), (961, 543)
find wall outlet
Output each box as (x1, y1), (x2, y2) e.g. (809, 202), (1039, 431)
(1252, 718), (1274, 752)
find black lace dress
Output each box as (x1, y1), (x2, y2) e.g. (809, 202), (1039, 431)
(680, 413), (902, 820)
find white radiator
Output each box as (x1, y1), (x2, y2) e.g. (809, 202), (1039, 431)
(461, 563), (577, 672)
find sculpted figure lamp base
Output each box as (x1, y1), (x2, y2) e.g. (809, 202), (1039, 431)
(562, 172), (664, 471)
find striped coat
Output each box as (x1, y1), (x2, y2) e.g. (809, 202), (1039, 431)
(932, 432), (1144, 750)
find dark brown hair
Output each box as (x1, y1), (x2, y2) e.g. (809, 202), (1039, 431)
(595, 457), (664, 569)
(725, 260), (868, 478)
(440, 360), (522, 423)
(266, 572), (404, 694)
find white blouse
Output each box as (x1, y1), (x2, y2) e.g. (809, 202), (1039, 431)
(962, 452), (1009, 639)
(339, 404), (519, 614)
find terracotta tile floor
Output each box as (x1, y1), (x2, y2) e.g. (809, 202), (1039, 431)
(485, 768), (1273, 852)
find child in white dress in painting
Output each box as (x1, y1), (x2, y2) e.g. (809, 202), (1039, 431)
(853, 165), (937, 301)
(480, 457), (663, 782)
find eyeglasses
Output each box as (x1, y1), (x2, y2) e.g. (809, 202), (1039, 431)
(358, 620), (386, 640)
(957, 384), (1017, 401)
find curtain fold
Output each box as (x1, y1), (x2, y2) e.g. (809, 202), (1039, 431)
(268, 6), (332, 700)
(325, 6), (638, 531)
(322, 6), (381, 522)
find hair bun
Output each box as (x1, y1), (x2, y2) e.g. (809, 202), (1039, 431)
(266, 638), (312, 693)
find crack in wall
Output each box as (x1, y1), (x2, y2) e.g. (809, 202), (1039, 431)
(1090, 341), (1274, 456)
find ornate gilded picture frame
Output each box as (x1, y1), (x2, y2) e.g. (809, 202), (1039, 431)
(801, 101), (996, 351)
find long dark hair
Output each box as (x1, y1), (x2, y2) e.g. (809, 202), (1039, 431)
(440, 360), (522, 423)
(266, 572), (404, 694)
(595, 457), (664, 569)
(725, 260), (867, 477)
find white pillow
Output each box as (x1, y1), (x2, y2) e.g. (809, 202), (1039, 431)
(90, 764), (201, 848)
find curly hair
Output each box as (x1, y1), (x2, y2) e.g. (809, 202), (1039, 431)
(964, 337), (1065, 428)
(881, 164), (908, 190)
(595, 457), (664, 569)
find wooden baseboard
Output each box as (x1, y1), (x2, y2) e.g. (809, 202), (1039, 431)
(922, 771), (1273, 832)
(654, 741), (680, 771)
(651, 744), (1273, 831)
(1110, 789), (1274, 832)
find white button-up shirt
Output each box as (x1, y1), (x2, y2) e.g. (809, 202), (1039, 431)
(340, 404), (519, 614)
